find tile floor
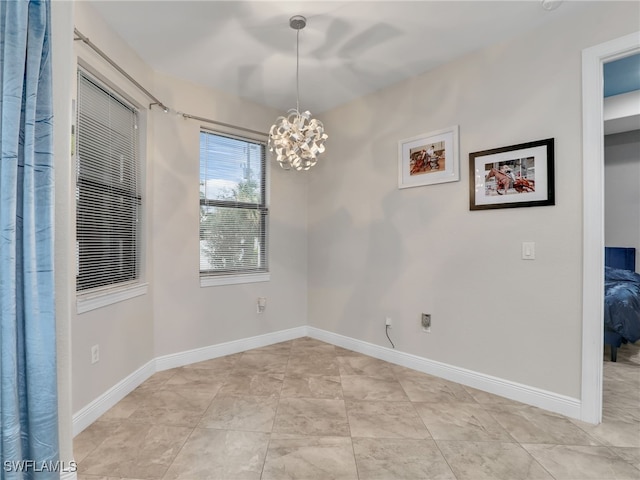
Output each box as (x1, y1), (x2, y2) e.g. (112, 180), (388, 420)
(74, 337), (640, 480)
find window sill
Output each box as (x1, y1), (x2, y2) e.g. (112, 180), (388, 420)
(200, 272), (270, 288)
(77, 282), (149, 314)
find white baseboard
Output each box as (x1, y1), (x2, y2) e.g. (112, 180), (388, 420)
(72, 359), (156, 436)
(307, 327), (582, 420)
(73, 325), (582, 438)
(155, 326), (308, 371)
(60, 470), (78, 480)
(73, 326), (308, 436)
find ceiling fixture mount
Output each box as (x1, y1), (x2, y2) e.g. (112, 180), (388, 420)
(541, 0), (563, 11)
(268, 15), (328, 171)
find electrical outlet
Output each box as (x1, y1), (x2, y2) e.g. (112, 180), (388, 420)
(91, 344), (99, 364)
(385, 317), (392, 327)
(421, 313), (431, 332)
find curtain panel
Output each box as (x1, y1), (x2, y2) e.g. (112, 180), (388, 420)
(0, 0), (60, 478)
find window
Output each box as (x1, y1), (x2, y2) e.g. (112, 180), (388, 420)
(199, 130), (268, 283)
(76, 70), (141, 293)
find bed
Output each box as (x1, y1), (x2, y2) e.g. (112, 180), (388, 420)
(604, 247), (640, 361)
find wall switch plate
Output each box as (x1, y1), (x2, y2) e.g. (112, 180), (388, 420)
(522, 242), (536, 260)
(91, 344), (99, 364)
(257, 297), (267, 314)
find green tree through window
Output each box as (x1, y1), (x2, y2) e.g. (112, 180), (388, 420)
(199, 131), (268, 276)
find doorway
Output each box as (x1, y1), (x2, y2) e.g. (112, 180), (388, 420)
(581, 31), (640, 424)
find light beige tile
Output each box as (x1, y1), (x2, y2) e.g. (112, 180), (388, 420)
(571, 406), (640, 448)
(286, 353), (340, 376)
(290, 340), (336, 355)
(612, 447), (640, 470)
(262, 436), (358, 480)
(414, 402), (514, 442)
(74, 421), (121, 463)
(346, 401), (430, 439)
(217, 373), (284, 397)
(199, 395), (278, 432)
(181, 353), (242, 372)
(77, 477), (147, 480)
(162, 428), (269, 480)
(395, 373), (476, 403)
(337, 356), (395, 379)
(334, 346), (363, 357)
(78, 423), (191, 479)
(487, 404), (601, 445)
(340, 375), (409, 401)
(437, 440), (553, 480)
(274, 398), (350, 436)
(233, 353), (290, 375)
(98, 390), (151, 422)
(281, 375), (343, 399)
(603, 381), (640, 411)
(352, 438), (456, 480)
(523, 444), (640, 480)
(77, 476), (126, 480)
(134, 369), (179, 392)
(162, 368), (227, 395)
(127, 389), (213, 427)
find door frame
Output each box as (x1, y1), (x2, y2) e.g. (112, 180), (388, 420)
(581, 31), (640, 424)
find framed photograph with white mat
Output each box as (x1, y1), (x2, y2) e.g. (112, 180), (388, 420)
(398, 125), (459, 189)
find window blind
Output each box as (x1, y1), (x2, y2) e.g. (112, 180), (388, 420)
(199, 130), (268, 276)
(76, 70), (141, 292)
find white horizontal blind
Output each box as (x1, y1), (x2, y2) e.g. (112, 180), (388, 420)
(199, 130), (268, 276)
(76, 70), (140, 292)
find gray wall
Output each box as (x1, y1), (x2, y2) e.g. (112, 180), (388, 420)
(605, 130), (640, 272)
(307, 2), (640, 399)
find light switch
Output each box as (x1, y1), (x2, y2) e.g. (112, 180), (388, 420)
(522, 242), (536, 260)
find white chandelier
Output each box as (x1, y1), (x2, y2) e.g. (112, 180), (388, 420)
(269, 15), (327, 171)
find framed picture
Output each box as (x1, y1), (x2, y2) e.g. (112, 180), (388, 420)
(469, 138), (554, 210)
(398, 125), (459, 189)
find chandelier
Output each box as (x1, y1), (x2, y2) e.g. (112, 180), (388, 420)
(269, 15), (328, 171)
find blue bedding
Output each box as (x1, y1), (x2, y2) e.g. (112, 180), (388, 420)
(604, 266), (640, 343)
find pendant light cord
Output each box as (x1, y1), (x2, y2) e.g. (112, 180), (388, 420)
(296, 28), (300, 113)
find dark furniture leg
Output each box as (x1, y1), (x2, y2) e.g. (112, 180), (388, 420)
(611, 345), (617, 362)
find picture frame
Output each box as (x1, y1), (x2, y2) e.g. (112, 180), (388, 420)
(398, 125), (459, 189)
(469, 138), (554, 211)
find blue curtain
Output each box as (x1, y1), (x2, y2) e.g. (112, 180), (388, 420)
(0, 0), (59, 478)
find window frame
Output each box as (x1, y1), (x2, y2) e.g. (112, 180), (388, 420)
(75, 67), (148, 312)
(199, 128), (270, 287)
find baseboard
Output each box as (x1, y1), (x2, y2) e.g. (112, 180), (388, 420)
(73, 325), (582, 437)
(60, 470), (78, 480)
(307, 327), (582, 420)
(73, 326), (309, 436)
(155, 326), (308, 371)
(72, 359), (156, 436)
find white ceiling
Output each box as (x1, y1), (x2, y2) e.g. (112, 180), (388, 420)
(88, 1), (587, 114)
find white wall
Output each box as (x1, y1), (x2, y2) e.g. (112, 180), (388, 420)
(71, 2), (157, 412)
(150, 73), (308, 357)
(308, 2), (640, 400)
(69, 2), (308, 414)
(605, 129), (640, 272)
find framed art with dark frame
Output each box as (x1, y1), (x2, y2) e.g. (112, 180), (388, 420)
(469, 138), (554, 211)
(398, 125), (459, 189)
